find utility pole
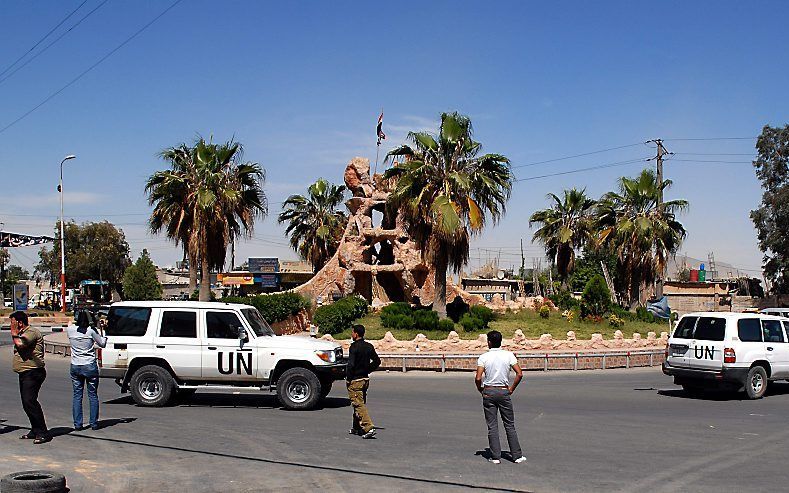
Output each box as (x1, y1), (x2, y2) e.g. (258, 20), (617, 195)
(648, 139), (672, 298)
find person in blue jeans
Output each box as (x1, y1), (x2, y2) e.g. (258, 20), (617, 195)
(67, 310), (107, 430)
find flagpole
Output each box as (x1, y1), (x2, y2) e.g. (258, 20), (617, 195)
(374, 142), (380, 176)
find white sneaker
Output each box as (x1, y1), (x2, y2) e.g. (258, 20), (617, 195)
(488, 458), (501, 464)
(514, 456), (527, 464)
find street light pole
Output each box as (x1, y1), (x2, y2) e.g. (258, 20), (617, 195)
(59, 154), (76, 312)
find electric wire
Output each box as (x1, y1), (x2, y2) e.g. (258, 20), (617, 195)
(514, 157), (650, 182)
(0, 0), (112, 87)
(0, 0), (88, 79)
(0, 0), (184, 136)
(511, 142), (644, 169)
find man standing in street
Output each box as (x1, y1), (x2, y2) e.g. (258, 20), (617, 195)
(475, 330), (526, 464)
(9, 310), (50, 444)
(346, 324), (380, 439)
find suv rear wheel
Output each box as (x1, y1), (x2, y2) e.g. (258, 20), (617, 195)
(130, 365), (175, 407)
(276, 368), (321, 410)
(745, 366), (767, 399)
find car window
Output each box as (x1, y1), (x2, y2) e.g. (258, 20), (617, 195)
(106, 307), (151, 336)
(694, 317), (726, 341)
(673, 317), (698, 339)
(738, 318), (763, 342)
(762, 319), (786, 343)
(242, 308), (274, 337)
(784, 321), (789, 337)
(160, 311), (197, 338)
(206, 311), (244, 339)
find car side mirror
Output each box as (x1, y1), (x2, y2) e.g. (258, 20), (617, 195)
(237, 326), (248, 348)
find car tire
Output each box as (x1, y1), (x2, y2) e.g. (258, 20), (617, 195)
(0, 470), (67, 493)
(130, 365), (174, 407)
(277, 368), (321, 410)
(319, 379), (333, 399)
(745, 366), (768, 399)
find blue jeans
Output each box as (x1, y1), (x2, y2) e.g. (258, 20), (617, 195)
(70, 362), (100, 429)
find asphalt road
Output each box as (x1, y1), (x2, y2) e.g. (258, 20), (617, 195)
(2, 352), (789, 492)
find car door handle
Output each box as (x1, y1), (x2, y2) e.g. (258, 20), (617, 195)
(208, 346), (217, 350)
(156, 345), (165, 349)
(767, 347), (774, 351)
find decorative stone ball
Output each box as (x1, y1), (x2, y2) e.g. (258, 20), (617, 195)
(566, 330), (576, 341)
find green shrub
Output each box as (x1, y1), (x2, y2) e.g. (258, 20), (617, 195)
(381, 302), (413, 328)
(580, 275), (611, 318)
(469, 305), (496, 325)
(384, 313), (415, 330)
(312, 295), (369, 335)
(636, 306), (657, 323)
(608, 314), (625, 327)
(539, 305), (550, 319)
(446, 298), (470, 322)
(438, 319), (456, 332)
(459, 313), (485, 332)
(549, 290), (580, 310)
(223, 292), (311, 323)
(412, 309), (439, 331)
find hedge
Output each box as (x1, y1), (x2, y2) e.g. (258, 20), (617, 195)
(313, 295), (369, 335)
(223, 292), (311, 324)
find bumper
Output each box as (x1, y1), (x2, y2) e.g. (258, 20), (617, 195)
(662, 362), (749, 385)
(314, 362), (347, 381)
(99, 367), (127, 379)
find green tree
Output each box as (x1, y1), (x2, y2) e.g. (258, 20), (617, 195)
(35, 221), (131, 295)
(147, 137), (268, 301)
(750, 124), (789, 294)
(122, 249), (163, 301)
(0, 247), (30, 298)
(529, 188), (597, 289)
(278, 178), (347, 271)
(569, 247), (617, 293)
(384, 112), (513, 317)
(597, 169), (688, 307)
(581, 274), (612, 317)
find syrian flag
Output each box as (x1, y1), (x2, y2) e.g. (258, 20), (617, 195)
(376, 111), (386, 146)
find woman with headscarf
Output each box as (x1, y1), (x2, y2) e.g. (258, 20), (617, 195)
(67, 310), (107, 430)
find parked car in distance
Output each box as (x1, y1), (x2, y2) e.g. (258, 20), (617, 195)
(663, 311), (789, 399)
(760, 308), (789, 318)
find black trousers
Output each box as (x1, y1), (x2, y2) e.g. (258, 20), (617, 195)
(18, 367), (48, 437)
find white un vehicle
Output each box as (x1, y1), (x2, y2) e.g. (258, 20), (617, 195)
(99, 301), (346, 410)
(663, 311), (789, 399)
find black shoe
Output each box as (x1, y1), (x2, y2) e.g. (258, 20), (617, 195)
(19, 433), (34, 440)
(349, 428), (362, 435)
(90, 425), (100, 431)
(362, 429), (377, 439)
(33, 436), (51, 445)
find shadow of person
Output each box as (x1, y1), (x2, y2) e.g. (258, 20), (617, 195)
(89, 417), (137, 430)
(474, 449), (493, 460)
(0, 424), (23, 435)
(48, 426), (75, 438)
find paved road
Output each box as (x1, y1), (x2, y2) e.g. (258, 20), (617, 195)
(1, 352), (788, 492)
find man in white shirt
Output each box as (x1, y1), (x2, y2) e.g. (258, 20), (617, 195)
(475, 330), (526, 464)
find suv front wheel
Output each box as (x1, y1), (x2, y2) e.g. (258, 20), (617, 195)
(130, 365), (175, 407)
(276, 368), (321, 410)
(745, 366), (768, 400)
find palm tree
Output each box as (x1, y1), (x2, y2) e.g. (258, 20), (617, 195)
(147, 137), (268, 301)
(529, 188), (597, 289)
(384, 112), (513, 317)
(146, 144), (198, 291)
(278, 178), (347, 272)
(597, 169), (688, 307)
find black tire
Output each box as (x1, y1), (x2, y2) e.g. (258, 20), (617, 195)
(129, 365), (174, 407)
(276, 367), (321, 410)
(682, 384), (704, 396)
(1, 470), (67, 493)
(745, 366), (768, 399)
(319, 379), (333, 399)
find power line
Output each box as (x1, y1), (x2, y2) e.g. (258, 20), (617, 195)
(663, 137), (756, 142)
(0, 0), (184, 136)
(511, 142), (644, 169)
(514, 157), (650, 182)
(675, 152), (755, 156)
(0, 0), (111, 87)
(0, 0), (88, 79)
(668, 159), (753, 164)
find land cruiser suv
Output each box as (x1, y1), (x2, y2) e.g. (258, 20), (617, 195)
(663, 312), (789, 399)
(99, 301), (346, 410)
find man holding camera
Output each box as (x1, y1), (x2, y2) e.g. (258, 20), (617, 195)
(9, 310), (50, 444)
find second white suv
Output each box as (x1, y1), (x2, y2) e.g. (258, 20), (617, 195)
(663, 312), (789, 399)
(99, 301), (346, 410)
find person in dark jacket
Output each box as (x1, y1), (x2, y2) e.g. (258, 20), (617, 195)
(346, 324), (380, 439)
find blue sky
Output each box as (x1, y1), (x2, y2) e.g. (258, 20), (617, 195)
(1, 1), (786, 278)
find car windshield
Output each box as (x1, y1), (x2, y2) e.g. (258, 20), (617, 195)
(242, 308), (275, 337)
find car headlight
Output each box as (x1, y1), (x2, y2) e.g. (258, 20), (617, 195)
(316, 350), (336, 363)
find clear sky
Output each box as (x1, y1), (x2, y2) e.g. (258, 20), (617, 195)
(1, 1), (786, 279)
